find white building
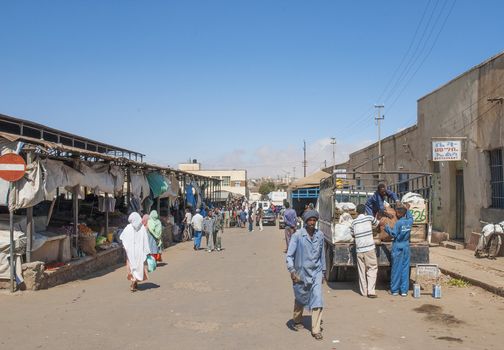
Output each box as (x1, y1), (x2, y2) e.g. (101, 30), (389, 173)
(179, 161), (248, 198)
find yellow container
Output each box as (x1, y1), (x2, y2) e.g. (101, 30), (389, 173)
(107, 232), (114, 243)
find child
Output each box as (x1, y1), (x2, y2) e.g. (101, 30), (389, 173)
(350, 204), (380, 298)
(384, 206), (413, 297)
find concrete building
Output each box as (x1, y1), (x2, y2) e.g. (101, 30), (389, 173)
(178, 161), (248, 198)
(345, 51), (504, 245)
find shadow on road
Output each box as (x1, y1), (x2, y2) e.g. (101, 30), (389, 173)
(285, 317), (312, 332)
(136, 282), (160, 291)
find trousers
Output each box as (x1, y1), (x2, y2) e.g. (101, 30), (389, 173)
(206, 231), (215, 251)
(293, 301), (323, 334)
(356, 249), (378, 296)
(193, 231), (202, 249)
(391, 243), (410, 294)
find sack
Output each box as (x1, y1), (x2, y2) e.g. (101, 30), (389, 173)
(401, 192), (424, 206)
(377, 207), (397, 242)
(79, 235), (96, 256)
(146, 255), (157, 272)
(332, 223), (353, 243)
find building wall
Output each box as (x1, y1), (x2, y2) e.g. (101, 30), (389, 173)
(345, 52), (504, 242)
(185, 169), (248, 197)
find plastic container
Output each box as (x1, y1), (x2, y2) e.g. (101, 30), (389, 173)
(432, 284), (442, 298)
(413, 283), (421, 298)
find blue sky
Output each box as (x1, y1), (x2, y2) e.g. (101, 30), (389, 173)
(1, 1), (503, 177)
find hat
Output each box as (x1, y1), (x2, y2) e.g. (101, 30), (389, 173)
(196, 208), (201, 213)
(302, 210), (319, 223)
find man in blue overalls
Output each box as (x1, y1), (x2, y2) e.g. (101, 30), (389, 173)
(384, 206), (413, 297)
(286, 210), (326, 341)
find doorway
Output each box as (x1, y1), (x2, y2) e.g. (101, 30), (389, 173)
(455, 169), (465, 240)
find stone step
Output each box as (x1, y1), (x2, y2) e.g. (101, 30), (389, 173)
(440, 240), (465, 250)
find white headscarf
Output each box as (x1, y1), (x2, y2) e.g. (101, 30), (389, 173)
(120, 212), (151, 281)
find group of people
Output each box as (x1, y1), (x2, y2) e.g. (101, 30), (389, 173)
(285, 184), (414, 341)
(188, 207), (225, 252)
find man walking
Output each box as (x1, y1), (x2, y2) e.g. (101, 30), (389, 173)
(283, 202), (297, 253)
(214, 208), (224, 251)
(286, 210), (325, 341)
(350, 204), (380, 298)
(182, 208), (193, 240)
(257, 206), (264, 232)
(223, 207), (230, 228)
(203, 210), (216, 252)
(190, 209), (204, 250)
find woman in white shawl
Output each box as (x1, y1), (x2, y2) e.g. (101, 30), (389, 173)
(120, 212), (151, 292)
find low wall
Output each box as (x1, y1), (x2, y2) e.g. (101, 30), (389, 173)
(0, 247), (125, 291)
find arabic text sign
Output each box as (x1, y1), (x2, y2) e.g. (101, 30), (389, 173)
(432, 140), (462, 161)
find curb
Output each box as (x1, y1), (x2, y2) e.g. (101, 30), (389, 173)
(439, 267), (504, 298)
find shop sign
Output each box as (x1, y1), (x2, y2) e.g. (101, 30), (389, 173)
(432, 140), (462, 161)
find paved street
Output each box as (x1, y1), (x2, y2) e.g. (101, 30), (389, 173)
(1, 225), (504, 350)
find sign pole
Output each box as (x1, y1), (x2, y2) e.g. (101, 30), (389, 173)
(9, 183), (15, 293)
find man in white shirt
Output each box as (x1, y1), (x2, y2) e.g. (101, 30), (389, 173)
(191, 209), (204, 251)
(183, 208), (193, 240)
(350, 204), (381, 298)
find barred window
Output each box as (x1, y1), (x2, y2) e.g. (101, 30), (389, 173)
(489, 149), (504, 208)
(222, 176), (231, 186)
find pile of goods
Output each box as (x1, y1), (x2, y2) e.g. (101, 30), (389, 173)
(375, 204), (397, 242)
(331, 204), (356, 243)
(78, 223), (97, 256)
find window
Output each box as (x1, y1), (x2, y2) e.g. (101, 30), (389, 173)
(222, 176), (231, 186)
(398, 173), (409, 193)
(234, 181), (241, 187)
(489, 149), (504, 208)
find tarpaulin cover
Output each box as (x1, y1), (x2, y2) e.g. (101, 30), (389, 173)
(185, 184), (196, 208)
(147, 172), (168, 198)
(0, 229), (26, 283)
(159, 174), (179, 200)
(130, 173), (150, 202)
(8, 160), (45, 211)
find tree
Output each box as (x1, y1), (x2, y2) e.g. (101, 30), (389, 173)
(258, 181), (276, 196)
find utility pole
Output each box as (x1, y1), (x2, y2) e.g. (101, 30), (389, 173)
(374, 105), (385, 176)
(330, 137), (336, 173)
(303, 140), (307, 177)
(292, 167), (296, 182)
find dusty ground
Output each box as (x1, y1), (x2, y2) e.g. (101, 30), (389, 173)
(1, 225), (504, 350)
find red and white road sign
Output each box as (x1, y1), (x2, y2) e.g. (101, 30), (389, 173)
(0, 153), (27, 182)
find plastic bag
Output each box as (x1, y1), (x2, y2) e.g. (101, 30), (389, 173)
(146, 255), (157, 272)
(332, 223), (353, 243)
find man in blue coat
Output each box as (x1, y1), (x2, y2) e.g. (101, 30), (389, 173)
(286, 210), (326, 341)
(365, 183), (400, 218)
(384, 206), (413, 296)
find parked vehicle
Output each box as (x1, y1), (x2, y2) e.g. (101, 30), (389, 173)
(261, 209), (276, 226)
(319, 171), (432, 282)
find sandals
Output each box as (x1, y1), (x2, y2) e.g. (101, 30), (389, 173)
(130, 281), (138, 292)
(293, 323), (303, 331)
(312, 333), (323, 341)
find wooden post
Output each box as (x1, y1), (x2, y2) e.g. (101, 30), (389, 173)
(126, 167), (131, 208)
(73, 186), (79, 257)
(105, 193), (109, 237)
(26, 152), (34, 263)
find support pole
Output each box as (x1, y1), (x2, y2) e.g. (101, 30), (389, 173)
(157, 197), (161, 214)
(105, 193), (109, 237)
(9, 190), (15, 292)
(126, 167), (131, 209)
(26, 155), (33, 263)
(73, 186), (79, 258)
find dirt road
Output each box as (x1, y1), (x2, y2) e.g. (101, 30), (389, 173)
(1, 225), (503, 350)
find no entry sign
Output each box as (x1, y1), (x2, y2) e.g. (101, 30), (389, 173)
(0, 153), (26, 182)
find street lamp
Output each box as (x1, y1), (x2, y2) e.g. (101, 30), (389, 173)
(330, 137), (336, 173)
